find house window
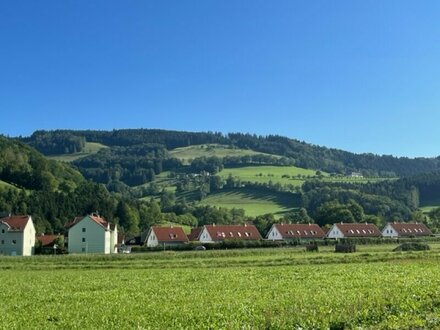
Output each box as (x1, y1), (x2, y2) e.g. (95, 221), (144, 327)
(82, 247), (86, 252)
(82, 228), (86, 233)
(12, 240), (17, 245)
(1, 229), (4, 234)
(82, 237), (86, 243)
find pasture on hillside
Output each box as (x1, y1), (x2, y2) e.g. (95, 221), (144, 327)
(0, 246), (439, 329)
(47, 142), (108, 162)
(169, 144), (278, 164)
(199, 188), (300, 217)
(218, 165), (323, 186)
(0, 180), (17, 190)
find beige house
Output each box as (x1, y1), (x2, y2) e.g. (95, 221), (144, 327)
(0, 215), (36, 256)
(66, 214), (118, 254)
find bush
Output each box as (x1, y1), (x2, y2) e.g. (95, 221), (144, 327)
(393, 242), (430, 252)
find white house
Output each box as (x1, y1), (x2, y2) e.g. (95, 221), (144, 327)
(191, 224), (262, 243)
(266, 223), (325, 241)
(144, 226), (188, 247)
(382, 222), (432, 238)
(326, 223), (381, 239)
(0, 215), (36, 256)
(65, 214), (118, 254)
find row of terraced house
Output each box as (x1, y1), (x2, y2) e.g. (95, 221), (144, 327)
(0, 213), (434, 256)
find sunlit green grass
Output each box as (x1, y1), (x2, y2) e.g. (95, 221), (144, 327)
(0, 247), (439, 329)
(47, 142), (108, 162)
(199, 188), (300, 217)
(169, 144), (277, 164)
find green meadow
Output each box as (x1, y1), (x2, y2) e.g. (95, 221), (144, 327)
(169, 144), (277, 164)
(199, 188), (300, 217)
(1, 246), (440, 329)
(218, 165), (323, 186)
(47, 142), (108, 162)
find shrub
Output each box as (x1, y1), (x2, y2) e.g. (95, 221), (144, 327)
(393, 242), (430, 252)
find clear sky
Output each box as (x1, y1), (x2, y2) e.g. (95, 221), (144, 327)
(1, 1), (440, 157)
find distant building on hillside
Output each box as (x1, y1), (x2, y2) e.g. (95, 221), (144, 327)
(0, 215), (36, 256)
(266, 223), (326, 240)
(65, 214), (118, 254)
(189, 224), (262, 243)
(144, 226), (188, 247)
(326, 223), (381, 239)
(382, 222), (432, 238)
(349, 172), (364, 178)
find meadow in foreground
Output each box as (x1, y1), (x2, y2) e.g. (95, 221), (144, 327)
(0, 246), (439, 329)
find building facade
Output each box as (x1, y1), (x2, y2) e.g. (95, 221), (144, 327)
(0, 215), (36, 256)
(66, 214), (118, 254)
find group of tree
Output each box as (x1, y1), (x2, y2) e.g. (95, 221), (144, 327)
(21, 129), (440, 177)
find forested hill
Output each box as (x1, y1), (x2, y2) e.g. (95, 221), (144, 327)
(22, 129), (440, 177)
(0, 135), (84, 191)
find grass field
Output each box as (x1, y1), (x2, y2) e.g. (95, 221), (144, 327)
(1, 246), (439, 329)
(0, 179), (17, 190)
(218, 165), (323, 186)
(199, 188), (300, 217)
(169, 144), (278, 164)
(47, 142), (108, 162)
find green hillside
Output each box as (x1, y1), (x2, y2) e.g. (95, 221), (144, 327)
(0, 136), (84, 191)
(47, 142), (108, 162)
(219, 165), (324, 186)
(0, 180), (17, 191)
(169, 144), (278, 164)
(199, 188), (300, 217)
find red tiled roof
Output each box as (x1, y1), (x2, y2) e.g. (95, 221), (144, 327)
(273, 223), (325, 239)
(64, 216), (83, 229)
(65, 215), (113, 231)
(334, 223), (381, 237)
(151, 226), (189, 243)
(0, 215), (31, 231)
(388, 223), (432, 237)
(204, 224), (262, 241)
(187, 227), (203, 241)
(36, 235), (61, 247)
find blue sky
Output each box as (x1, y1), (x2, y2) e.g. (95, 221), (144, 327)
(1, 1), (440, 157)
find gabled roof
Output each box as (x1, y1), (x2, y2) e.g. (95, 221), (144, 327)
(65, 214), (114, 231)
(0, 215), (31, 232)
(204, 224), (262, 241)
(271, 223), (325, 239)
(388, 223), (432, 237)
(151, 226), (189, 243)
(36, 235), (61, 247)
(187, 227), (203, 241)
(333, 223), (381, 237)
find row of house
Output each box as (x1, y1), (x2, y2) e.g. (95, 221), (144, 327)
(142, 222), (433, 248)
(0, 213), (434, 256)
